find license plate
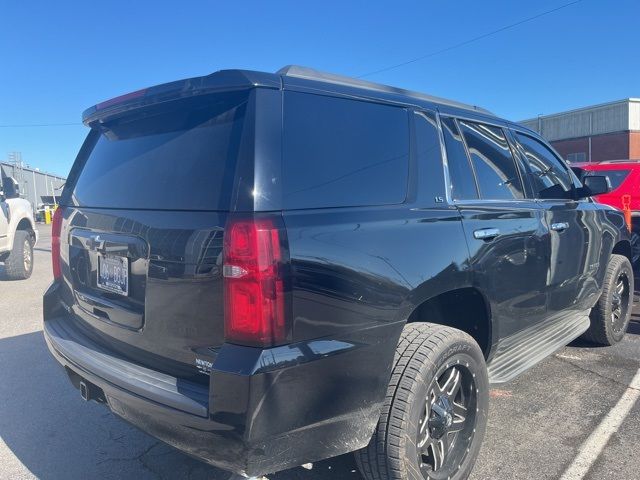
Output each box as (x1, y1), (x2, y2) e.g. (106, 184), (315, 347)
(97, 254), (129, 296)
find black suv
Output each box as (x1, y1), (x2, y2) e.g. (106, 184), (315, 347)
(44, 66), (634, 480)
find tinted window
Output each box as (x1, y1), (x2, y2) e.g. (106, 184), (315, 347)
(441, 117), (478, 200)
(515, 132), (574, 200)
(283, 93), (409, 209)
(415, 111), (446, 205)
(592, 169), (630, 191)
(459, 121), (524, 200)
(73, 92), (250, 210)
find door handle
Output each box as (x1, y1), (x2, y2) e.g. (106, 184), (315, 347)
(473, 228), (500, 240)
(550, 222), (570, 232)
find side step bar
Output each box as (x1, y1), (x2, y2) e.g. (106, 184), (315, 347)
(487, 312), (590, 384)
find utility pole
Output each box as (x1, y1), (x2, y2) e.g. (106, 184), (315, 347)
(32, 170), (38, 215)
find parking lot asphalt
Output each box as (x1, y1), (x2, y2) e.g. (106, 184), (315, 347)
(1, 224), (639, 480)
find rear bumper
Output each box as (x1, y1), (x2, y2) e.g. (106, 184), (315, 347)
(43, 282), (401, 476)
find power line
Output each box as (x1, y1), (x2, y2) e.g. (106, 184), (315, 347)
(357, 0), (583, 78)
(0, 122), (82, 128)
(0, 1), (583, 128)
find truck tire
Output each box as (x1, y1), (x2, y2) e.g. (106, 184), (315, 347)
(582, 254), (634, 346)
(631, 232), (640, 267)
(355, 323), (489, 480)
(3, 230), (34, 280)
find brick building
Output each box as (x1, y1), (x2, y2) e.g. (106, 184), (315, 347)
(520, 98), (640, 163)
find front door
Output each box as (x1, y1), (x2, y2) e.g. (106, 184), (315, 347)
(513, 130), (602, 318)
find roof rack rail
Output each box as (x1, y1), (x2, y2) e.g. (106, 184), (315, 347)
(277, 65), (493, 115)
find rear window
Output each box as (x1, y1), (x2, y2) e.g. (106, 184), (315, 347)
(591, 169), (630, 191)
(282, 92), (409, 209)
(72, 91), (250, 210)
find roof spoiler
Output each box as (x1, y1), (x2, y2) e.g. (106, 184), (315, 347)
(82, 69), (280, 126)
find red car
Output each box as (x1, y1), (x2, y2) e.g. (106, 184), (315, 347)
(571, 160), (640, 264)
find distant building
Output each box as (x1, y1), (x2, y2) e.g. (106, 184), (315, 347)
(520, 98), (640, 163)
(1, 161), (66, 212)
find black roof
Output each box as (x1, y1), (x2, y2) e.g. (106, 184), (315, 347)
(83, 65), (498, 125)
(277, 65), (494, 115)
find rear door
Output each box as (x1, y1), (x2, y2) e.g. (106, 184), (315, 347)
(442, 116), (548, 339)
(58, 90), (255, 381)
(513, 130), (603, 317)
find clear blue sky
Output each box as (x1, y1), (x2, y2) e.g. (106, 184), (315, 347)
(1, 0), (638, 177)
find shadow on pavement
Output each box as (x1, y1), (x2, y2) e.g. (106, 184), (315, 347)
(0, 330), (212, 479)
(0, 330), (359, 479)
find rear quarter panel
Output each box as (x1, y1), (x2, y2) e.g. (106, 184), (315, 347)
(283, 205), (472, 341)
(275, 204), (472, 461)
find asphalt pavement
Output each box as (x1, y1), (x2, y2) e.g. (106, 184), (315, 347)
(0, 224), (639, 479)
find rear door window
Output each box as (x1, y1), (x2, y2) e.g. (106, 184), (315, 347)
(458, 121), (524, 200)
(441, 117), (478, 200)
(72, 91), (250, 210)
(282, 92), (409, 209)
(515, 132), (574, 200)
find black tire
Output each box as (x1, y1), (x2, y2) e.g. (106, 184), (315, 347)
(582, 253), (634, 346)
(3, 230), (34, 280)
(355, 323), (489, 480)
(631, 232), (640, 267)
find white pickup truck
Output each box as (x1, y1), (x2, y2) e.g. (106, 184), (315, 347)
(0, 177), (38, 280)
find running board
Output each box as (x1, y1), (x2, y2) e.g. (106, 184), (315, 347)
(487, 312), (590, 384)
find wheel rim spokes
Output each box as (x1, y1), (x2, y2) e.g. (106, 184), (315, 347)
(450, 400), (467, 433)
(422, 437), (447, 472)
(611, 273), (629, 332)
(439, 367), (462, 397)
(23, 240), (31, 270)
(418, 365), (475, 477)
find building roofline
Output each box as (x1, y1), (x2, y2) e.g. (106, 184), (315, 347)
(520, 98), (640, 124)
(0, 161), (66, 180)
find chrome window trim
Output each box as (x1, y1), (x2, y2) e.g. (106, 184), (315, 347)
(451, 198), (542, 206)
(442, 112), (509, 130)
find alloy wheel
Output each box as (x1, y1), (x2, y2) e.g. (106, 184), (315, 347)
(611, 272), (630, 333)
(417, 363), (477, 479)
(23, 239), (32, 272)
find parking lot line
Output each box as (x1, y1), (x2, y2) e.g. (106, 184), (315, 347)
(559, 368), (640, 480)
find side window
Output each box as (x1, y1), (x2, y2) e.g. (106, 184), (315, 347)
(592, 169), (630, 190)
(282, 92), (409, 209)
(441, 116), (478, 200)
(458, 121), (524, 200)
(515, 132), (574, 200)
(414, 111), (447, 206)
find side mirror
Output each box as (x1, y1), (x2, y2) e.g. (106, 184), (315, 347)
(1, 177), (20, 199)
(578, 175), (611, 198)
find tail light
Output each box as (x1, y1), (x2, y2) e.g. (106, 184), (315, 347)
(223, 216), (289, 347)
(51, 207), (64, 280)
